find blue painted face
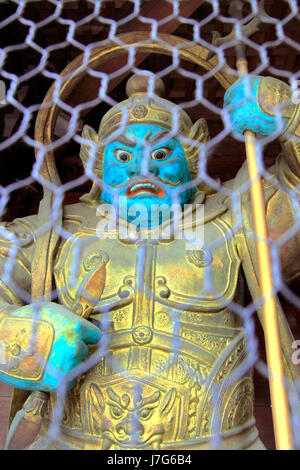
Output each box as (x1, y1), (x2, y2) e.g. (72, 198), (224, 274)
(101, 124), (194, 228)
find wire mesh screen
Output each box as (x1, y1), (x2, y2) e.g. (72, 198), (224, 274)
(0, 0), (299, 451)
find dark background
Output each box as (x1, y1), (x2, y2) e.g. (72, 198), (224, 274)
(0, 0), (300, 449)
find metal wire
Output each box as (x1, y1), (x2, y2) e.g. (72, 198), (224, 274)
(0, 0), (299, 450)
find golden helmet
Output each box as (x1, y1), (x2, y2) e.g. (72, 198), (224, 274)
(80, 74), (210, 181)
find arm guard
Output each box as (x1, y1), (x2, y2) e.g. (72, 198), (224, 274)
(0, 215), (37, 381)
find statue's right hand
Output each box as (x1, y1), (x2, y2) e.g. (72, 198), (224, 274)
(0, 302), (101, 392)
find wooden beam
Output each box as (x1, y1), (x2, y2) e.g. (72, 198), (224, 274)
(105, 0), (205, 92)
(118, 0), (204, 33)
(54, 1), (205, 136)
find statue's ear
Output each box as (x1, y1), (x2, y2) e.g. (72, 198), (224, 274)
(160, 388), (176, 416)
(79, 124), (99, 170)
(189, 118), (210, 144)
(184, 118), (210, 177)
(79, 124), (104, 204)
(82, 124), (98, 141)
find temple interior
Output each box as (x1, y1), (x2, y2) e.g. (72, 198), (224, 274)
(0, 0), (300, 450)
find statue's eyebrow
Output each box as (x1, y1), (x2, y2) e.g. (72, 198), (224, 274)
(110, 136), (136, 147)
(147, 130), (170, 143)
(109, 130), (170, 147)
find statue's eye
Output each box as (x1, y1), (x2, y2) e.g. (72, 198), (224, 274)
(110, 406), (124, 419)
(140, 408), (153, 420)
(114, 149), (132, 162)
(151, 148), (170, 161)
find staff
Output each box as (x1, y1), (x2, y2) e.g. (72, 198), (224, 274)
(229, 0), (292, 450)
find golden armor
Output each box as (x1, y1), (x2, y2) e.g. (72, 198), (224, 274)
(0, 34), (299, 450)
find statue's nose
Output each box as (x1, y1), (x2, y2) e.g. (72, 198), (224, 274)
(127, 164), (159, 178)
(149, 165), (159, 176)
(116, 419), (144, 440)
(127, 164), (140, 177)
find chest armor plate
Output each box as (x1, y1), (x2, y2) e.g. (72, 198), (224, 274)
(54, 217), (240, 313)
(50, 217), (254, 450)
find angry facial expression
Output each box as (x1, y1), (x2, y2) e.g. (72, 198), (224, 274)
(100, 124), (194, 228)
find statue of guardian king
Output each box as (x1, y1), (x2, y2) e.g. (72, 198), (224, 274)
(0, 66), (299, 450)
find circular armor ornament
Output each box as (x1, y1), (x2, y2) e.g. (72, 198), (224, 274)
(186, 249), (212, 268)
(131, 105), (148, 119)
(132, 326), (153, 345)
(155, 311), (170, 327)
(83, 249), (109, 271)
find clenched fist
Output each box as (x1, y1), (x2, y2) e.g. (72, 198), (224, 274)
(0, 302), (101, 392)
(224, 75), (295, 137)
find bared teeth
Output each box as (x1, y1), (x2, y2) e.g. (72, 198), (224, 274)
(126, 180), (165, 199)
(129, 183), (159, 193)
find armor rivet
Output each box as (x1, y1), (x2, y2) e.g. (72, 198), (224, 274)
(132, 326), (153, 345)
(10, 342), (21, 356)
(18, 232), (29, 240)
